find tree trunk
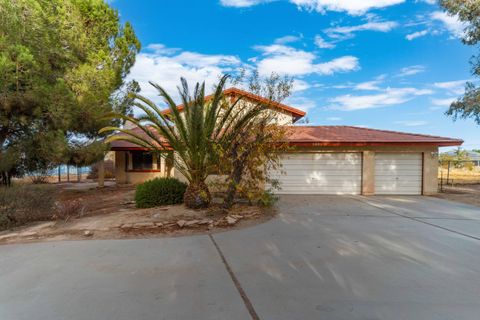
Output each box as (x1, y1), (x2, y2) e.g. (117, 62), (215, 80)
(223, 160), (244, 209)
(98, 159), (105, 188)
(184, 180), (211, 209)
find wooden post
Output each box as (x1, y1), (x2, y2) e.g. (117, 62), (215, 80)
(58, 166), (61, 183)
(98, 159), (105, 188)
(77, 165), (81, 182)
(446, 161), (451, 186)
(67, 164), (70, 182)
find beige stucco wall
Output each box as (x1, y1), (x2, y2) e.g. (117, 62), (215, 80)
(115, 151), (171, 185)
(115, 146), (440, 195)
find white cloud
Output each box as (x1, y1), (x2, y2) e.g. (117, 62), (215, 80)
(219, 0), (272, 7)
(127, 44), (242, 104)
(274, 35), (302, 44)
(431, 97), (456, 107)
(314, 35), (335, 49)
(254, 44), (359, 76)
(398, 65), (426, 77)
(431, 11), (466, 38)
(325, 21), (398, 39)
(285, 96), (317, 112)
(330, 87), (433, 111)
(433, 79), (467, 95)
(354, 77), (385, 90)
(406, 29), (428, 40)
(395, 120), (428, 126)
(326, 116), (342, 121)
(292, 79), (311, 92)
(290, 0), (405, 15)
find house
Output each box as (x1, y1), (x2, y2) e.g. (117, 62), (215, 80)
(110, 87), (463, 195)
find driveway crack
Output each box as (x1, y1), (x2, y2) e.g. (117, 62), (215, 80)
(209, 234), (260, 320)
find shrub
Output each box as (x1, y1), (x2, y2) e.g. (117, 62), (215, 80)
(135, 177), (187, 208)
(0, 184), (57, 230)
(54, 200), (86, 221)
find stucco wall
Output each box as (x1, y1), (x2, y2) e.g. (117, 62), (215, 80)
(114, 146), (440, 195)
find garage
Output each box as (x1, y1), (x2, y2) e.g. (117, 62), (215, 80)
(375, 153), (423, 195)
(268, 153), (362, 194)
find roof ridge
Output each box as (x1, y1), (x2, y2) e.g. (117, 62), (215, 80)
(340, 125), (463, 142)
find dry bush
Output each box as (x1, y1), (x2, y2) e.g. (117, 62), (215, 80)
(54, 200), (86, 221)
(0, 185), (57, 230)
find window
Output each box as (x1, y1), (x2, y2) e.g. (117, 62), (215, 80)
(131, 151), (153, 170)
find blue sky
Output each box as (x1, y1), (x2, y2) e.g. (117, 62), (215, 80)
(111, 0), (479, 150)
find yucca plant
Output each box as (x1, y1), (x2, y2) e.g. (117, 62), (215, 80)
(100, 75), (262, 209)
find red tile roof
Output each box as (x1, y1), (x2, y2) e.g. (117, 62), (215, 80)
(110, 125), (463, 150)
(161, 87), (306, 122)
(286, 126), (463, 147)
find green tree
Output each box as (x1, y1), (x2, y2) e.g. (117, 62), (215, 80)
(441, 0), (480, 124)
(101, 76), (263, 209)
(0, 0), (140, 185)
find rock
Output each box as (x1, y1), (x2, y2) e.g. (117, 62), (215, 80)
(184, 220), (200, 227)
(198, 219), (213, 225)
(154, 222), (164, 227)
(120, 223), (133, 229)
(230, 214), (243, 220)
(177, 220), (186, 228)
(132, 222), (155, 229)
(226, 216), (237, 225)
(83, 230), (93, 237)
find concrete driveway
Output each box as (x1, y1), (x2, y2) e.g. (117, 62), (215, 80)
(1, 196), (479, 320)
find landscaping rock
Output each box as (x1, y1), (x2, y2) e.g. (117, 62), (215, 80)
(154, 222), (164, 227)
(226, 216), (237, 225)
(198, 219), (213, 225)
(177, 220), (186, 228)
(83, 230), (93, 237)
(132, 222), (155, 229)
(184, 220), (200, 227)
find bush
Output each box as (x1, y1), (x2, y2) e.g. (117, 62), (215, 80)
(135, 177), (187, 208)
(54, 200), (86, 221)
(0, 184), (57, 230)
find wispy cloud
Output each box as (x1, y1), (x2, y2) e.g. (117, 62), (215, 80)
(325, 20), (398, 40)
(290, 0), (405, 16)
(274, 35), (302, 44)
(253, 44), (359, 76)
(219, 0), (273, 7)
(220, 0), (405, 15)
(433, 79), (467, 95)
(314, 35), (335, 49)
(329, 87), (433, 111)
(398, 65), (426, 77)
(406, 29), (428, 40)
(431, 11), (466, 38)
(431, 97), (456, 107)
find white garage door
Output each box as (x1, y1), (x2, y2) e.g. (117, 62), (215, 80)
(267, 153), (362, 194)
(375, 153), (423, 195)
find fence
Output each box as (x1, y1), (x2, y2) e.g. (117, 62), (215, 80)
(438, 160), (480, 191)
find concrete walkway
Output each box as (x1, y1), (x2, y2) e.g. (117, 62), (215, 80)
(1, 196), (479, 320)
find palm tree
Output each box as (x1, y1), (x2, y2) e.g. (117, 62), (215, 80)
(100, 75), (262, 209)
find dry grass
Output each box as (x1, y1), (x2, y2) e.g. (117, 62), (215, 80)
(438, 167), (480, 185)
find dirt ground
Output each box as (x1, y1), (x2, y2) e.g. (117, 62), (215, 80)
(0, 182), (275, 245)
(434, 184), (480, 207)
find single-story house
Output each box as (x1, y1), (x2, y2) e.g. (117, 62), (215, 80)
(110, 87), (463, 195)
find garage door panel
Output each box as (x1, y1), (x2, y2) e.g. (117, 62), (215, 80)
(375, 153), (422, 195)
(268, 153), (362, 195)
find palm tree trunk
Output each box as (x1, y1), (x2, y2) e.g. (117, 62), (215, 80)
(184, 180), (211, 209)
